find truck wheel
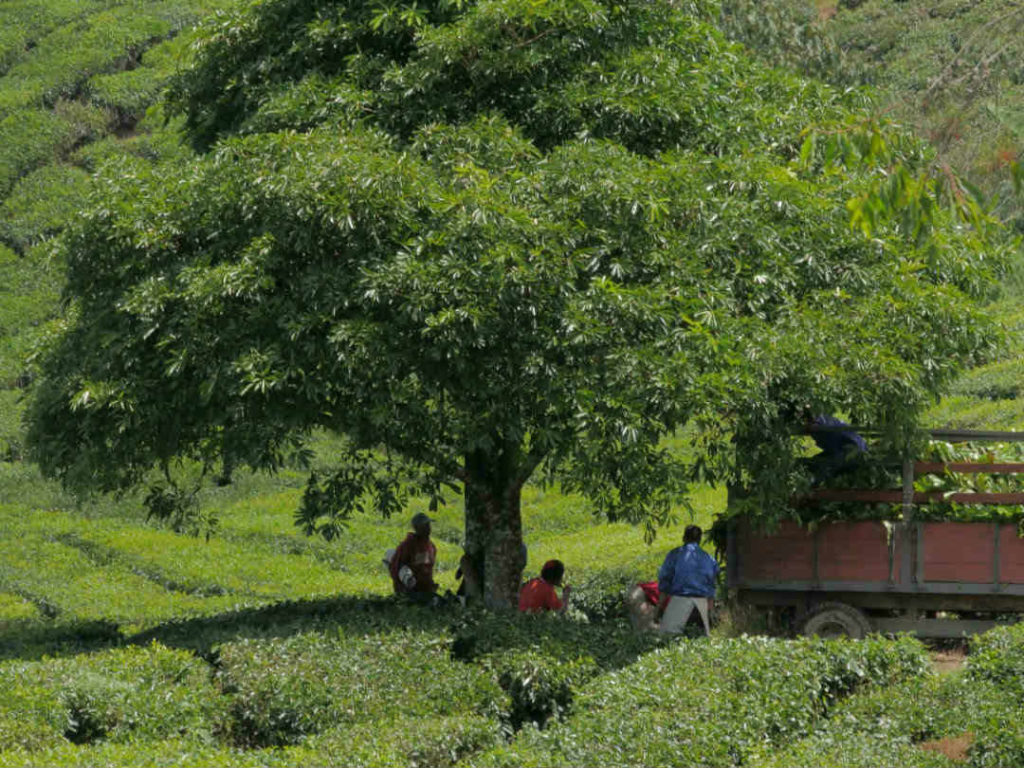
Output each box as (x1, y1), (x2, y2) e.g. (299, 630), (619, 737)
(800, 602), (871, 639)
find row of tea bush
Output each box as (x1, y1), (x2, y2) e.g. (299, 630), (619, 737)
(0, 615), (939, 767)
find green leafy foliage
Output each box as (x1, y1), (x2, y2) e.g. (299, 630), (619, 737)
(290, 714), (502, 768)
(824, 0), (1024, 232)
(0, 0), (111, 76)
(926, 395), (1024, 430)
(0, 242), (61, 461)
(1, 2), (1023, 764)
(754, 643), (1024, 768)
(215, 629), (503, 747)
(26, 0), (1015, 609)
(0, 592), (37, 621)
(0, 390), (24, 462)
(84, 25), (210, 132)
(471, 634), (930, 767)
(0, 643), (226, 751)
(0, 106), (99, 197)
(0, 164), (92, 253)
(0, 1), (233, 116)
(966, 621), (1024, 701)
(718, 0), (860, 86)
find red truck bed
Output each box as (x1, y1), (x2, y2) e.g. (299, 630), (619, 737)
(727, 519), (1024, 636)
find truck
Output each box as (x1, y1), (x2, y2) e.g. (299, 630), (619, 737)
(726, 429), (1024, 638)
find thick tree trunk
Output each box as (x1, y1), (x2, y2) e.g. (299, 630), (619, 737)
(463, 449), (527, 609)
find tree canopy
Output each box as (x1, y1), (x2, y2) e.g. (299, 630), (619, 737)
(25, 0), (1014, 604)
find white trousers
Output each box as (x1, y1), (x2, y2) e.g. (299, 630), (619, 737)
(658, 595), (710, 635)
(625, 585), (659, 633)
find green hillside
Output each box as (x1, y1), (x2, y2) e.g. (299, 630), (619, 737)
(721, 0), (1023, 232)
(0, 0), (225, 460)
(1, 0), (1024, 766)
(719, 0), (1024, 430)
(821, 0), (1024, 428)
(825, 0), (1023, 232)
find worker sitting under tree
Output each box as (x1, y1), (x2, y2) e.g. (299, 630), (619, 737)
(389, 512), (438, 603)
(518, 559), (572, 613)
(656, 525), (719, 636)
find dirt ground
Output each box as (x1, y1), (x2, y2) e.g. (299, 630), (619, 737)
(919, 732), (973, 762)
(929, 644), (967, 675)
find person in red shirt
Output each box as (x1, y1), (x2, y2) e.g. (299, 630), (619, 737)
(389, 512), (438, 602)
(518, 559), (571, 613)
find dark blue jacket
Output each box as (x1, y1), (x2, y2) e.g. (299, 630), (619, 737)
(658, 543), (719, 598)
(811, 414), (867, 457)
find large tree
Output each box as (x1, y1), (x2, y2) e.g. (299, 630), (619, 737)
(26, 0), (1012, 605)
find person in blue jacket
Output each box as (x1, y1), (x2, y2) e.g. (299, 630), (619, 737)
(656, 525), (719, 636)
(806, 412), (867, 484)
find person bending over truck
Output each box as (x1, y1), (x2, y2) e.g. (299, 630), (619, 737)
(805, 412), (867, 485)
(389, 512), (438, 603)
(656, 525), (719, 636)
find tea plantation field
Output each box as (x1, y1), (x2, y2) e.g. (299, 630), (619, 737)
(5, 454), (1024, 767)
(2, 0), (1024, 766)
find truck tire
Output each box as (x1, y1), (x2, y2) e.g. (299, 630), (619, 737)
(800, 602), (871, 639)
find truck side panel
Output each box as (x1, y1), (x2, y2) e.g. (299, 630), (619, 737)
(922, 523), (994, 583)
(999, 526), (1024, 582)
(818, 522), (892, 582)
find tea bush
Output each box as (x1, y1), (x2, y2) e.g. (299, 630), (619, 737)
(0, 739), (255, 768)
(286, 714), (502, 768)
(0, 108), (69, 195)
(966, 621), (1024, 700)
(0, 592), (37, 621)
(0, 329), (41, 389)
(925, 395), (1024, 430)
(469, 634), (930, 767)
(0, 506), (246, 629)
(215, 629), (505, 747)
(86, 29), (203, 130)
(49, 511), (395, 599)
(0, 666), (64, 751)
(0, 104), (107, 196)
(0, 716), (500, 768)
(0, 643), (225, 750)
(0, 4), (189, 113)
(87, 67), (167, 130)
(752, 730), (955, 767)
(968, 707), (1024, 768)
(0, 242), (59, 332)
(450, 611), (665, 670)
(70, 110), (193, 170)
(0, 163), (91, 252)
(489, 650), (598, 731)
(0, 0), (111, 76)
(948, 358), (1024, 402)
(0, 390), (23, 462)
(751, 669), (1024, 767)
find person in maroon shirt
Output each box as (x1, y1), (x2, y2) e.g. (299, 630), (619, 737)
(389, 512), (438, 602)
(518, 559), (571, 613)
